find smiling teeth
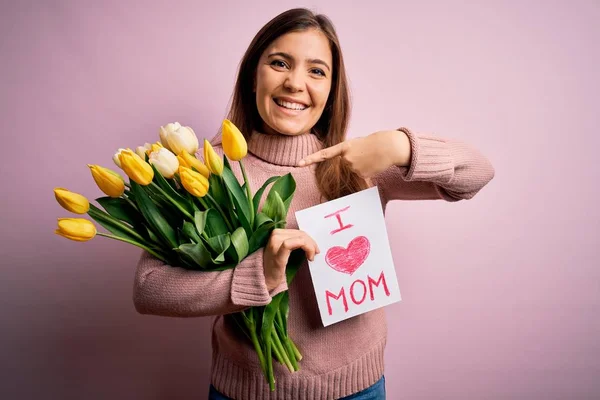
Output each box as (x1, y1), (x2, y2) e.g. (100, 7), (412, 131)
(275, 99), (307, 110)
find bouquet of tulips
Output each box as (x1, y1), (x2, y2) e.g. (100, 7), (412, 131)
(54, 119), (303, 390)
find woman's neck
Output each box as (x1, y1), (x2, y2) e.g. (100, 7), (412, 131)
(247, 129), (323, 167)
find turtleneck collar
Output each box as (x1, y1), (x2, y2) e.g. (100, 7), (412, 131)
(247, 130), (324, 167)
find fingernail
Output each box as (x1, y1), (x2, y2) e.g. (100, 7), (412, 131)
(298, 160), (305, 166)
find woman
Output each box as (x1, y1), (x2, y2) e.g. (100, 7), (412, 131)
(133, 7), (495, 400)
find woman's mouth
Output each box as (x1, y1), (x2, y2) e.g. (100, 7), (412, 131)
(273, 98), (308, 111)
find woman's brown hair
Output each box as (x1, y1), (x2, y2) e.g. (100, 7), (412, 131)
(218, 7), (369, 201)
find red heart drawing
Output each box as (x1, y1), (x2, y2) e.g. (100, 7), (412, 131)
(325, 236), (371, 275)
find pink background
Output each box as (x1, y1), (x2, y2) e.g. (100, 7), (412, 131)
(2, 1), (599, 399)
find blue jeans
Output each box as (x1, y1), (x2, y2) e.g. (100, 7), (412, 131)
(208, 375), (385, 399)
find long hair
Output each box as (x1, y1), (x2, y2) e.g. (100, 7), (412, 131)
(216, 8), (370, 201)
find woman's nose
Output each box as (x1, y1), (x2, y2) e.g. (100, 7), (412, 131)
(283, 70), (304, 92)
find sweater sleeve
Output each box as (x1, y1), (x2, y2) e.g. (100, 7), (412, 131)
(373, 127), (495, 202)
(132, 248), (288, 318)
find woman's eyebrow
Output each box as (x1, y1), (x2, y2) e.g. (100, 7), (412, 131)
(267, 52), (331, 72)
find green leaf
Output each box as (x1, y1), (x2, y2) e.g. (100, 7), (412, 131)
(205, 233), (231, 263)
(252, 176), (280, 214)
(286, 248), (305, 285)
(205, 208), (229, 237)
(194, 210), (208, 235)
(264, 173), (296, 215)
(254, 212), (273, 229)
(87, 203), (148, 245)
(176, 241), (213, 269)
(130, 181), (179, 249)
(181, 221), (201, 243)
(248, 221), (276, 255)
(95, 197), (141, 227)
(263, 191), (286, 224)
(226, 226), (248, 264)
(208, 173), (227, 206)
(221, 167), (252, 236)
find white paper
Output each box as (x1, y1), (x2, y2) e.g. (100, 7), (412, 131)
(295, 186), (402, 327)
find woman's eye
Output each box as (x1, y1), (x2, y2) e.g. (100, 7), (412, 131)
(271, 60), (287, 68)
(311, 68), (325, 77)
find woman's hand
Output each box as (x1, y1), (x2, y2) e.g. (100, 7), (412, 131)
(263, 228), (320, 291)
(297, 130), (412, 178)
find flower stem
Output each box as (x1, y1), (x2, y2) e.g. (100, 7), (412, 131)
(150, 182), (193, 220)
(96, 232), (166, 261)
(243, 314), (267, 379)
(290, 338), (302, 361)
(239, 161), (254, 227)
(271, 329), (293, 372)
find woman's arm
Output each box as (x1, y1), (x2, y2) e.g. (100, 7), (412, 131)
(132, 248), (288, 318)
(373, 127), (495, 202)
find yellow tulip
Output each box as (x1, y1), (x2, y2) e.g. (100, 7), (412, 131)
(118, 148), (154, 185)
(54, 188), (90, 214)
(149, 141), (163, 155)
(88, 164), (125, 197)
(177, 151), (210, 178)
(179, 166), (209, 197)
(222, 119), (247, 161)
(55, 218), (96, 242)
(203, 139), (223, 176)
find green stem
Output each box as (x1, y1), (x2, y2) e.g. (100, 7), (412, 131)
(271, 336), (284, 365)
(122, 196), (138, 211)
(96, 232), (166, 261)
(290, 338), (302, 361)
(271, 329), (293, 372)
(274, 310), (298, 369)
(150, 182), (193, 220)
(196, 197), (209, 211)
(244, 316), (267, 379)
(239, 161), (254, 227)
(205, 193), (235, 232)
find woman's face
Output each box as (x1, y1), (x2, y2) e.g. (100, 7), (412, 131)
(254, 28), (333, 136)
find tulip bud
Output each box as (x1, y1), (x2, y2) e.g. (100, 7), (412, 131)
(222, 119), (247, 161)
(203, 139), (223, 176)
(54, 188), (90, 214)
(113, 148), (127, 168)
(148, 148), (179, 179)
(118, 149), (154, 185)
(88, 164), (125, 197)
(177, 151), (210, 178)
(159, 122), (199, 155)
(135, 143), (153, 159)
(55, 218), (96, 242)
(178, 166), (209, 197)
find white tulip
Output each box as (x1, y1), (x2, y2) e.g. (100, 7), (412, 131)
(135, 143), (153, 159)
(159, 122), (199, 155)
(148, 148), (179, 179)
(112, 148), (127, 168)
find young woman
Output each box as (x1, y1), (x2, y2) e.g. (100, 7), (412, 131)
(133, 8), (495, 400)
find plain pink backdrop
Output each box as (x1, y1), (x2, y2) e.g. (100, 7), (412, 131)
(2, 1), (599, 399)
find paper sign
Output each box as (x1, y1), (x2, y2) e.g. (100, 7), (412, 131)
(295, 186), (402, 327)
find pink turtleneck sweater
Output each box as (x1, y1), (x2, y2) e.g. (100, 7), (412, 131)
(132, 127), (495, 400)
